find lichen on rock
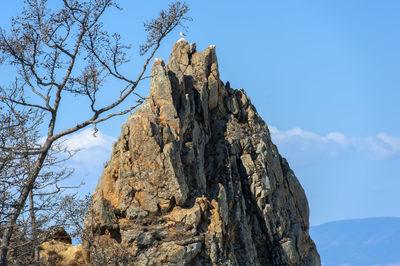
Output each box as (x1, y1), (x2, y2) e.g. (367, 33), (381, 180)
(83, 39), (320, 265)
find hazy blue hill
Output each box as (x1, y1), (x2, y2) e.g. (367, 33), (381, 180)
(310, 217), (400, 266)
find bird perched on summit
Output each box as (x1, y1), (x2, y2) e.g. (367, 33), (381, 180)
(179, 32), (187, 37)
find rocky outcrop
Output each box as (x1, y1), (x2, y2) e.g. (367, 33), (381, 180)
(40, 229), (89, 265)
(83, 39), (320, 265)
(40, 241), (88, 266)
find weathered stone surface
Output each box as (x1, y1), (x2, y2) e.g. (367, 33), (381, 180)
(39, 228), (89, 265)
(40, 240), (89, 266)
(84, 39), (320, 265)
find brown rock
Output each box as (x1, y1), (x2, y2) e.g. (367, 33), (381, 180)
(83, 39), (321, 265)
(50, 227), (72, 244)
(40, 240), (89, 266)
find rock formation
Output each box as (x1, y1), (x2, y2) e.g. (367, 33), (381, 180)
(83, 39), (321, 265)
(39, 229), (88, 265)
(40, 240), (88, 266)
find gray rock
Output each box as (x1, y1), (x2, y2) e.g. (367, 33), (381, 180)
(126, 205), (148, 219)
(136, 232), (154, 248)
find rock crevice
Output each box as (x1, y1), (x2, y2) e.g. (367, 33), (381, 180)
(84, 39), (320, 265)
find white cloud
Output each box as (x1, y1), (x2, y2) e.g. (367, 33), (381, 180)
(377, 133), (400, 153)
(327, 132), (347, 145)
(60, 128), (116, 168)
(268, 126), (400, 163)
(63, 128), (116, 151)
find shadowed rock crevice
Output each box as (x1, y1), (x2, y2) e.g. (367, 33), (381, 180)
(83, 39), (321, 265)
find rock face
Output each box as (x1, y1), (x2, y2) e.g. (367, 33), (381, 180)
(83, 39), (320, 265)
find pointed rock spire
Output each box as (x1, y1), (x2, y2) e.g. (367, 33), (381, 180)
(83, 41), (321, 265)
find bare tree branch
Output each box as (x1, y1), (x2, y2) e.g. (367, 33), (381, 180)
(0, 1), (190, 264)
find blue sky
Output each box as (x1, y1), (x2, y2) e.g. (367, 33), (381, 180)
(1, 1), (399, 226)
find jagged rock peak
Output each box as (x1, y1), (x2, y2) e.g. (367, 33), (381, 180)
(83, 40), (321, 265)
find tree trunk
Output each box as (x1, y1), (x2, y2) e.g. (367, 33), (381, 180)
(0, 147), (50, 266)
(29, 190), (40, 265)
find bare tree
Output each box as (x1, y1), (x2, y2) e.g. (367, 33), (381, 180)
(0, 0), (190, 264)
(0, 101), (83, 265)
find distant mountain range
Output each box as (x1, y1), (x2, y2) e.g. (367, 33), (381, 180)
(310, 217), (400, 266)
